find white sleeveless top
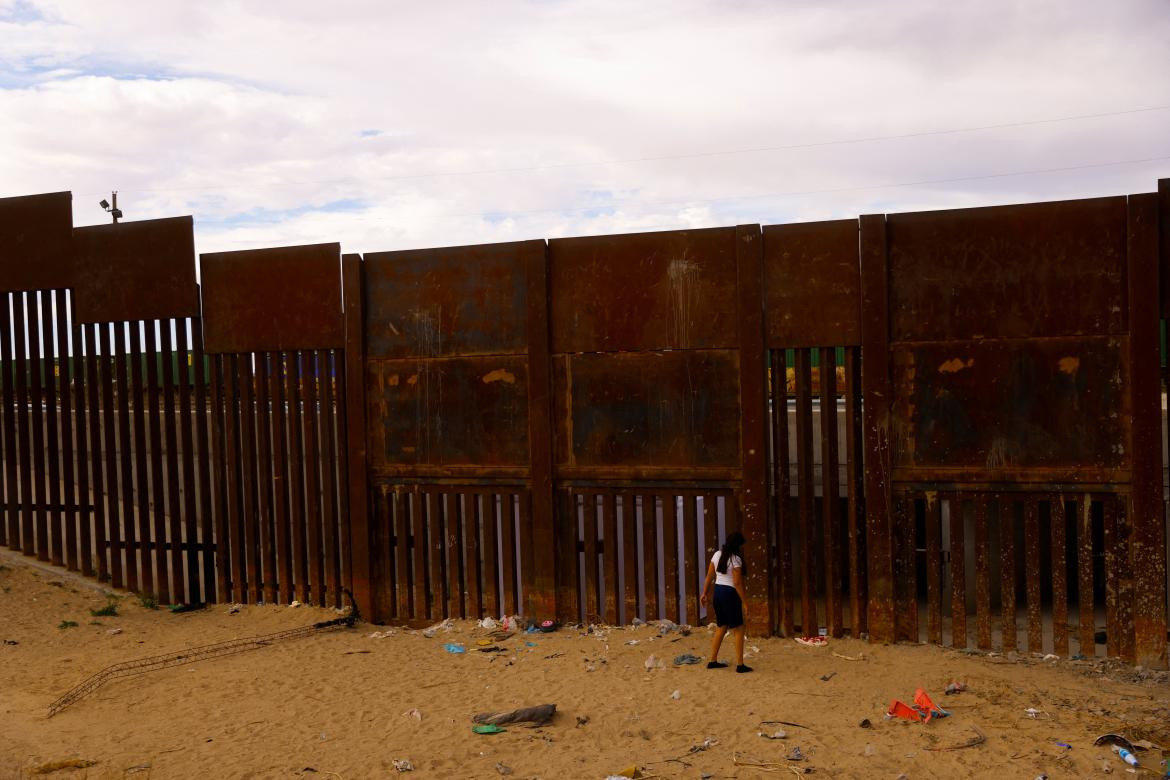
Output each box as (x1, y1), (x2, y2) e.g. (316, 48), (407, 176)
(711, 551), (742, 587)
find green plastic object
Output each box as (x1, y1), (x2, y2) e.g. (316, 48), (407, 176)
(472, 724), (506, 735)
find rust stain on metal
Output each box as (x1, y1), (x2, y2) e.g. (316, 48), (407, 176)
(887, 197), (1127, 341)
(1057, 356), (1080, 375)
(549, 227), (738, 353)
(364, 241), (537, 359)
(482, 368), (516, 384)
(891, 337), (1127, 479)
(938, 358), (973, 374)
(553, 349), (741, 472)
(763, 219), (861, 348)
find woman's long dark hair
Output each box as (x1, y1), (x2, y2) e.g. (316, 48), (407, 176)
(716, 531), (747, 577)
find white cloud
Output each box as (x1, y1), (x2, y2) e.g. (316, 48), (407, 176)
(0, 0), (1167, 256)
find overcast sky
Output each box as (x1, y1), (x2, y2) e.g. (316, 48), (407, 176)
(2, 0), (1168, 256)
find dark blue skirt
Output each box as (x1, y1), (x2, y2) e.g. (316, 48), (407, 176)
(713, 584), (744, 629)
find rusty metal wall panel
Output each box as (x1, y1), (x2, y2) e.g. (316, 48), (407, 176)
(763, 219), (861, 348)
(889, 337), (1128, 481)
(887, 197), (1127, 342)
(367, 356), (530, 472)
(0, 192), (74, 292)
(553, 350), (741, 473)
(364, 241), (537, 359)
(200, 243), (343, 354)
(1125, 192), (1167, 669)
(1159, 179), (1169, 316)
(73, 218), (199, 323)
(549, 227), (739, 353)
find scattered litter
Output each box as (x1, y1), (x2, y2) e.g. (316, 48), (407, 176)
(671, 689), (681, 700)
(689, 737), (718, 753)
(473, 703), (557, 726)
(1114, 746), (1139, 768)
(289, 600), (302, 608)
(820, 671), (836, 682)
(1055, 741), (1071, 751)
(495, 762), (513, 776)
(124, 764), (151, 774)
(1094, 734), (1136, 752)
(1043, 653), (1059, 661)
(367, 630), (397, 639)
(478, 617), (497, 630)
(832, 651), (865, 661)
(576, 715), (590, 728)
(443, 643), (466, 654)
(478, 646), (505, 653)
(655, 619), (679, 635)
(1024, 707), (1051, 720)
(786, 746), (805, 761)
(887, 688), (949, 723)
(403, 708), (422, 722)
(859, 718), (872, 729)
(625, 639), (639, 645)
(944, 681), (966, 695)
(605, 766), (643, 779)
(423, 619), (454, 638)
(227, 604), (241, 615)
(544, 651), (565, 659)
(30, 759), (98, 774)
(472, 724), (506, 735)
(631, 617), (646, 626)
(525, 641), (536, 647)
(391, 758), (414, 772)
(673, 653), (701, 666)
(2, 639), (16, 645)
(644, 654), (664, 671)
(795, 636), (827, 647)
(758, 729), (787, 740)
(107, 628), (122, 636)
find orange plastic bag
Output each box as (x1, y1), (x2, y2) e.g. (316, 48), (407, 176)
(886, 699), (922, 722)
(913, 688), (949, 723)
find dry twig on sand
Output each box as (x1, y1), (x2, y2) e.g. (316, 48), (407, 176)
(925, 725), (986, 752)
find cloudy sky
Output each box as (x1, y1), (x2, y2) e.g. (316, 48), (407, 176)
(1, 0), (1168, 256)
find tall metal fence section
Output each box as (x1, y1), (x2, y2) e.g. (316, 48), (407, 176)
(0, 180), (1167, 669)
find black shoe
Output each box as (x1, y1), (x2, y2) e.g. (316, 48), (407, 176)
(707, 661), (728, 669)
(736, 664), (753, 673)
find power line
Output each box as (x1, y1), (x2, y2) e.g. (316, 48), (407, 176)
(443, 153), (1170, 221)
(78, 102), (1170, 197)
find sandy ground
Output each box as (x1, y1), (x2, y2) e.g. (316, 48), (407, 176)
(1, 551), (1168, 779)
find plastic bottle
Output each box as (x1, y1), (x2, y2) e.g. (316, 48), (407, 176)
(1115, 746), (1139, 768)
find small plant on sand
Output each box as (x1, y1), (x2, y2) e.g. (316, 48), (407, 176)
(137, 592), (159, 610)
(90, 597), (119, 617)
(57, 620), (78, 629)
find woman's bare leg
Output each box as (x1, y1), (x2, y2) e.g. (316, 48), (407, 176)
(709, 626), (728, 662)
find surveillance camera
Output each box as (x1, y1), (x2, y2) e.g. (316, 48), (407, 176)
(111, 208), (123, 219)
(99, 199), (110, 210)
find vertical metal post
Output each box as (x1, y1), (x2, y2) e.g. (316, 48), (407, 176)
(859, 213), (895, 643)
(735, 224), (770, 634)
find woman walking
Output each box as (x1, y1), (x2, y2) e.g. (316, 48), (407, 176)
(699, 531), (752, 673)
